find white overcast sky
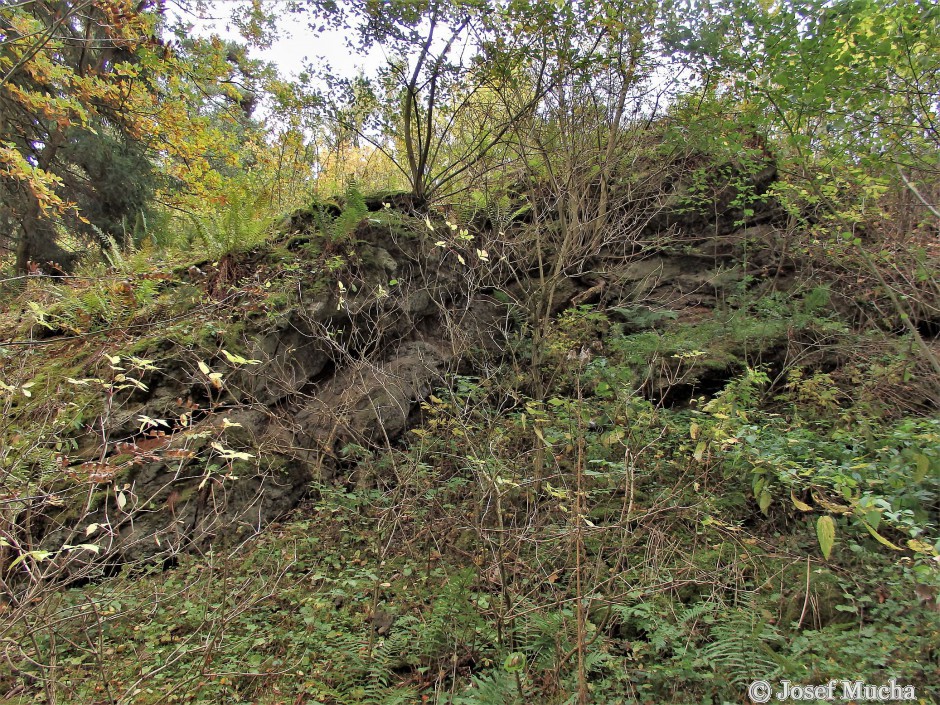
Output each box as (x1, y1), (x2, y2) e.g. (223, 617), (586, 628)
(166, 0), (387, 80)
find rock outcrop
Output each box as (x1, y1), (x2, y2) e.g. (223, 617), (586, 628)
(9, 169), (802, 577)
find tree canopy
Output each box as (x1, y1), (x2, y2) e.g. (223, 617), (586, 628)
(0, 0), (276, 272)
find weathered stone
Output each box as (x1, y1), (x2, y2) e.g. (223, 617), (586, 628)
(294, 340), (449, 457)
(28, 188), (796, 578)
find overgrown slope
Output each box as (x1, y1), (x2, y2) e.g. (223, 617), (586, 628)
(1, 181), (938, 704)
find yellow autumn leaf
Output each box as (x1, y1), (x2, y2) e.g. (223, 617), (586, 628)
(791, 491), (813, 512)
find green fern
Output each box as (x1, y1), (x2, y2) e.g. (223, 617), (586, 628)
(517, 606), (576, 670)
(699, 610), (784, 685)
(333, 182), (368, 241)
(370, 614), (422, 672)
(678, 600), (717, 627)
(185, 187), (274, 256)
(451, 670), (520, 705)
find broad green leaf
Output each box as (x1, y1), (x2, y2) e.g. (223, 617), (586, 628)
(758, 489), (772, 515)
(9, 549), (53, 570)
(817, 516), (836, 560)
(222, 349), (261, 365)
(533, 426), (548, 445)
(503, 653), (526, 673)
(912, 453), (929, 483)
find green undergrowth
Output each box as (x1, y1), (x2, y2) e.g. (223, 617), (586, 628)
(4, 311), (938, 702)
(541, 287), (852, 404)
(2, 208), (939, 703)
(4, 415), (936, 703)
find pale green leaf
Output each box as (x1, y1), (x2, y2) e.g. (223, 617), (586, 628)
(816, 515), (836, 560)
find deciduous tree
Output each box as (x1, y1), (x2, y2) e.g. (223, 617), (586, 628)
(0, 0), (277, 272)
(1, 1), (168, 272)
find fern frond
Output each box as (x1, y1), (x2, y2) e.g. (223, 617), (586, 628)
(700, 610), (783, 685)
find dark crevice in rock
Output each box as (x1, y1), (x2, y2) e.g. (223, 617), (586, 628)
(915, 317), (940, 339)
(654, 366), (743, 408)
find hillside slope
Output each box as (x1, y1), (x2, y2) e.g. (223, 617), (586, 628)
(1, 181), (938, 704)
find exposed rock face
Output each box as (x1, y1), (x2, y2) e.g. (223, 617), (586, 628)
(30, 166), (794, 575)
(35, 208), (515, 570)
(292, 340), (449, 457)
